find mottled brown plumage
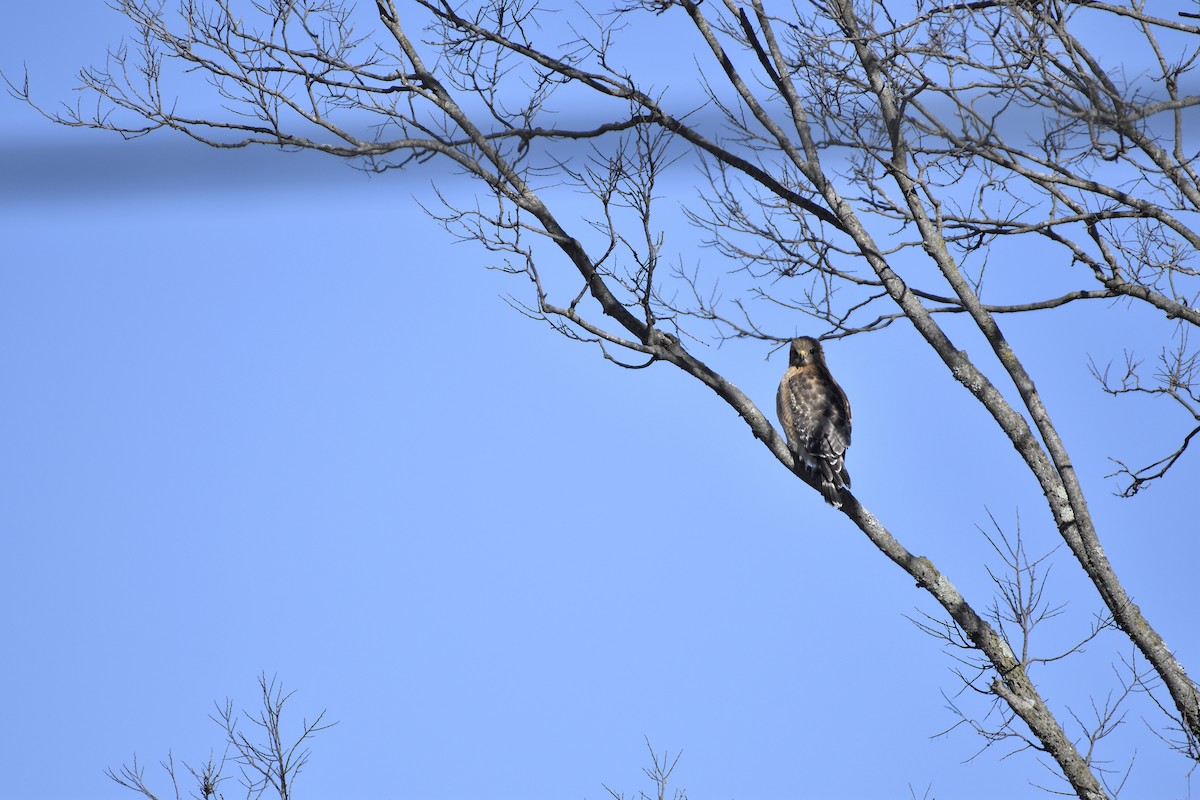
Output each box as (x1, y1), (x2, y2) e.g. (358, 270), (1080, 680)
(777, 336), (852, 507)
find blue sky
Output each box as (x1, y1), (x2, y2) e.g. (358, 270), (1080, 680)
(3, 4), (1199, 799)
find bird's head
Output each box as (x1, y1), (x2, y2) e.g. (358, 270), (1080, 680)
(788, 336), (824, 367)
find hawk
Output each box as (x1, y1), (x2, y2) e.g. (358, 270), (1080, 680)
(777, 336), (852, 507)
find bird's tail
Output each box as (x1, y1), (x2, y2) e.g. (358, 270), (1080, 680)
(817, 458), (850, 508)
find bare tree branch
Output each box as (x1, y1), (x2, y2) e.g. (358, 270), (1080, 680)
(108, 674), (334, 800)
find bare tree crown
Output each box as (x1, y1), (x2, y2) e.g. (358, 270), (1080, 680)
(16, 2), (1200, 798)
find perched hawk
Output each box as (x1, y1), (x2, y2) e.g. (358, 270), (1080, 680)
(777, 336), (852, 507)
